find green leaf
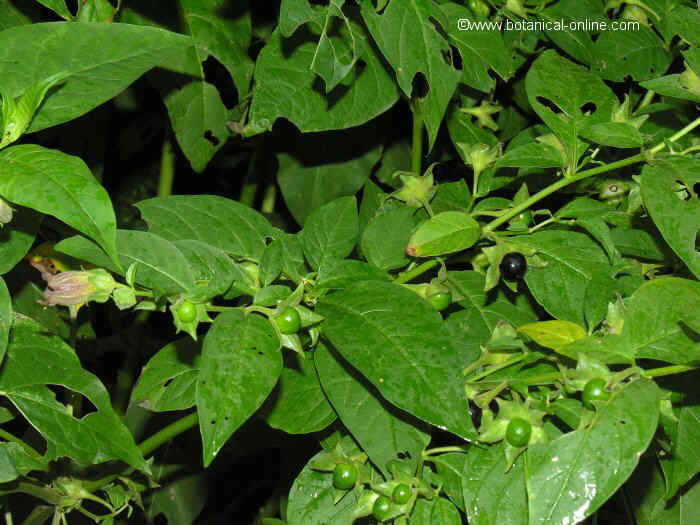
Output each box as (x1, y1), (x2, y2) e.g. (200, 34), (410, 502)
(136, 195), (274, 261)
(315, 344), (430, 476)
(56, 230), (196, 298)
(407, 211), (480, 257)
(0, 145), (118, 265)
(494, 141), (565, 169)
(525, 51), (617, 171)
(249, 12), (399, 134)
(360, 0), (460, 150)
(180, 0), (254, 97)
(630, 456), (700, 525)
(433, 453), (467, 511)
(196, 311), (282, 466)
(579, 121), (644, 149)
(593, 26), (671, 82)
(314, 259), (390, 293)
(300, 196), (358, 270)
(148, 464), (206, 525)
(441, 3), (513, 93)
(317, 281), (476, 439)
(431, 180), (472, 214)
(361, 207), (419, 271)
(539, 0), (605, 65)
(0, 442), (48, 483)
(0, 22), (192, 132)
(172, 240), (238, 301)
(526, 379), (660, 524)
(131, 338), (200, 413)
(0, 277), (10, 367)
(263, 351), (336, 435)
(446, 271), (537, 360)
(277, 132), (381, 226)
(0, 315), (147, 471)
(462, 443), (528, 525)
(522, 231), (612, 326)
(35, 1), (72, 19)
(641, 157), (700, 279)
(659, 404), (700, 500)
(0, 207), (41, 274)
(640, 74), (700, 104)
(163, 80), (228, 173)
(518, 320), (587, 352)
(618, 277), (700, 364)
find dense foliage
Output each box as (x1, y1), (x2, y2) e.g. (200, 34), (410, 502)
(0, 0), (699, 523)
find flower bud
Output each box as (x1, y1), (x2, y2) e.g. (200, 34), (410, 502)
(38, 268), (116, 307)
(0, 198), (13, 226)
(457, 143), (501, 178)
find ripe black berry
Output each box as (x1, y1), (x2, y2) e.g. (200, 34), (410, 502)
(499, 252), (527, 280)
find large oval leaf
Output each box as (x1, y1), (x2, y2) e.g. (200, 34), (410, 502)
(196, 311), (282, 466)
(0, 145), (118, 265)
(315, 344), (430, 476)
(317, 281), (475, 439)
(407, 211), (481, 257)
(526, 379), (660, 524)
(0, 22), (192, 132)
(136, 195), (273, 261)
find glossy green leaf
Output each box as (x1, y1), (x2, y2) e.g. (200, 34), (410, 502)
(277, 134), (381, 226)
(0, 145), (118, 265)
(163, 80), (228, 173)
(462, 443), (528, 525)
(518, 320), (587, 352)
(659, 404), (700, 500)
(0, 207), (40, 275)
(0, 22), (192, 132)
(264, 351), (336, 435)
(522, 231), (612, 326)
(525, 51), (617, 170)
(593, 26), (671, 82)
(300, 196), (358, 270)
(441, 3), (513, 93)
(315, 344), (430, 476)
(180, 0), (253, 97)
(35, 0), (72, 19)
(0, 315), (147, 471)
(173, 240), (238, 301)
(495, 141), (565, 169)
(131, 338), (200, 413)
(446, 271), (537, 360)
(407, 211), (480, 257)
(56, 230), (196, 298)
(317, 281), (476, 439)
(526, 379), (660, 525)
(196, 311), (282, 466)
(641, 157), (700, 279)
(361, 207), (419, 271)
(618, 277), (700, 364)
(249, 12), (398, 134)
(136, 195), (274, 261)
(360, 0), (460, 150)
(0, 442), (48, 483)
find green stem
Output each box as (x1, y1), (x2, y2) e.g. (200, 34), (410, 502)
(411, 103), (423, 175)
(157, 135), (175, 198)
(635, 90), (655, 112)
(261, 184), (277, 214)
(206, 305), (240, 313)
(465, 354), (527, 381)
(483, 116), (700, 233)
(642, 364), (696, 378)
(422, 446), (467, 457)
(66, 318), (82, 418)
(138, 412), (199, 457)
(0, 429), (41, 460)
(393, 260), (439, 284)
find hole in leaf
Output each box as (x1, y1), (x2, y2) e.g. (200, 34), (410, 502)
(309, 0), (329, 5)
(163, 378), (174, 388)
(428, 16), (449, 42)
(693, 182), (700, 197)
(412, 73), (430, 99)
(536, 96), (562, 114)
(675, 180), (692, 201)
(204, 130), (221, 146)
(449, 45), (463, 70)
(210, 420), (216, 425)
(580, 102), (597, 115)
